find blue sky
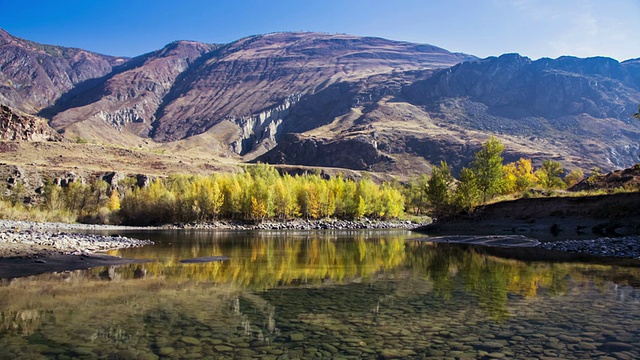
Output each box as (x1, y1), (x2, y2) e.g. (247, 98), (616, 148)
(1, 0), (638, 61)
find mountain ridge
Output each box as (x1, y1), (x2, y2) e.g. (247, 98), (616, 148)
(0, 29), (639, 178)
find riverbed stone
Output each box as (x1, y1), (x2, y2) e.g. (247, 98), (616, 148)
(579, 342), (597, 350)
(558, 335), (581, 343)
(321, 343), (338, 353)
(487, 352), (506, 359)
(288, 333), (304, 342)
(181, 336), (201, 346)
(475, 341), (505, 351)
(157, 347), (175, 356)
(214, 345), (233, 352)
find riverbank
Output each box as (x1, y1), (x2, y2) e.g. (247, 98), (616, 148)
(0, 218), (425, 270)
(0, 220), (155, 278)
(420, 234), (640, 260)
(0, 220), (154, 258)
(174, 218), (423, 230)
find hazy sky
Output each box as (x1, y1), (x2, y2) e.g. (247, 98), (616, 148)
(1, 0), (638, 61)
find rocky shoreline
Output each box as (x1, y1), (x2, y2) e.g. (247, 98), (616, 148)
(0, 220), (153, 258)
(535, 236), (640, 259)
(174, 218), (423, 231)
(2, 217), (640, 279)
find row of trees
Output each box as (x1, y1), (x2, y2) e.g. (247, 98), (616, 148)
(3, 138), (598, 224)
(12, 164), (405, 225)
(404, 137), (585, 217)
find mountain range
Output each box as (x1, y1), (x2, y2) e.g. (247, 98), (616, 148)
(1, 28), (639, 178)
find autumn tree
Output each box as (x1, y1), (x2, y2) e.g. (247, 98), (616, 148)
(380, 183), (404, 219)
(503, 158), (537, 193)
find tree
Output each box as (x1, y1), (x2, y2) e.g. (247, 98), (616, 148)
(536, 160), (564, 189)
(564, 169), (584, 188)
(503, 158), (538, 194)
(454, 167), (480, 213)
(472, 137), (505, 203)
(586, 167), (602, 186)
(380, 183), (404, 219)
(107, 189), (121, 211)
(426, 161), (455, 217)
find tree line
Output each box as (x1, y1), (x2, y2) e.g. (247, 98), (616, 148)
(2, 138), (599, 225)
(403, 137), (586, 218)
(2, 164), (405, 225)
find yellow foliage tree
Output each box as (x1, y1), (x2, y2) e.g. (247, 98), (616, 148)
(107, 189), (121, 211)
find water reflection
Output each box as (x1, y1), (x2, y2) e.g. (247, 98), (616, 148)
(107, 230), (408, 289)
(0, 230), (639, 359)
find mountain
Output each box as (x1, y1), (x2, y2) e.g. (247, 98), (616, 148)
(1, 29), (639, 178)
(0, 29), (126, 114)
(400, 54), (640, 170)
(41, 32), (469, 152)
(47, 40), (217, 144)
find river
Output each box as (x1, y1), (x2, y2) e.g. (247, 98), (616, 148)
(1, 229), (639, 359)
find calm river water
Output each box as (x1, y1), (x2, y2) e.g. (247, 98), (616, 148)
(1, 229), (640, 359)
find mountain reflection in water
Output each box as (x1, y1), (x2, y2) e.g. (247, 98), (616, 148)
(1, 229), (639, 359)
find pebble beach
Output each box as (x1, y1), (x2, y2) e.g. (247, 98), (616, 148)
(0, 220), (153, 258)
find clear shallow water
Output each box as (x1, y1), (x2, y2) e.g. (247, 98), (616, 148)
(1, 230), (640, 359)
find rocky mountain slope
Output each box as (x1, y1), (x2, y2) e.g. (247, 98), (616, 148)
(1, 29), (639, 178)
(0, 29), (126, 114)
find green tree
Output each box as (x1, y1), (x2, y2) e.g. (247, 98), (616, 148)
(536, 160), (564, 189)
(472, 137), (505, 203)
(42, 181), (63, 211)
(586, 167), (602, 186)
(426, 161), (455, 217)
(564, 168), (584, 188)
(404, 174), (429, 215)
(454, 167), (480, 214)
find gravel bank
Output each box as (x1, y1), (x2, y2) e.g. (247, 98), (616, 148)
(536, 236), (640, 259)
(0, 220), (153, 258)
(176, 218), (425, 230)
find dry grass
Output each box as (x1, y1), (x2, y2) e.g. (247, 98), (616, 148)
(0, 200), (76, 223)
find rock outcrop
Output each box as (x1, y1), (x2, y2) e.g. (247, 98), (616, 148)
(0, 105), (61, 141)
(256, 133), (393, 171)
